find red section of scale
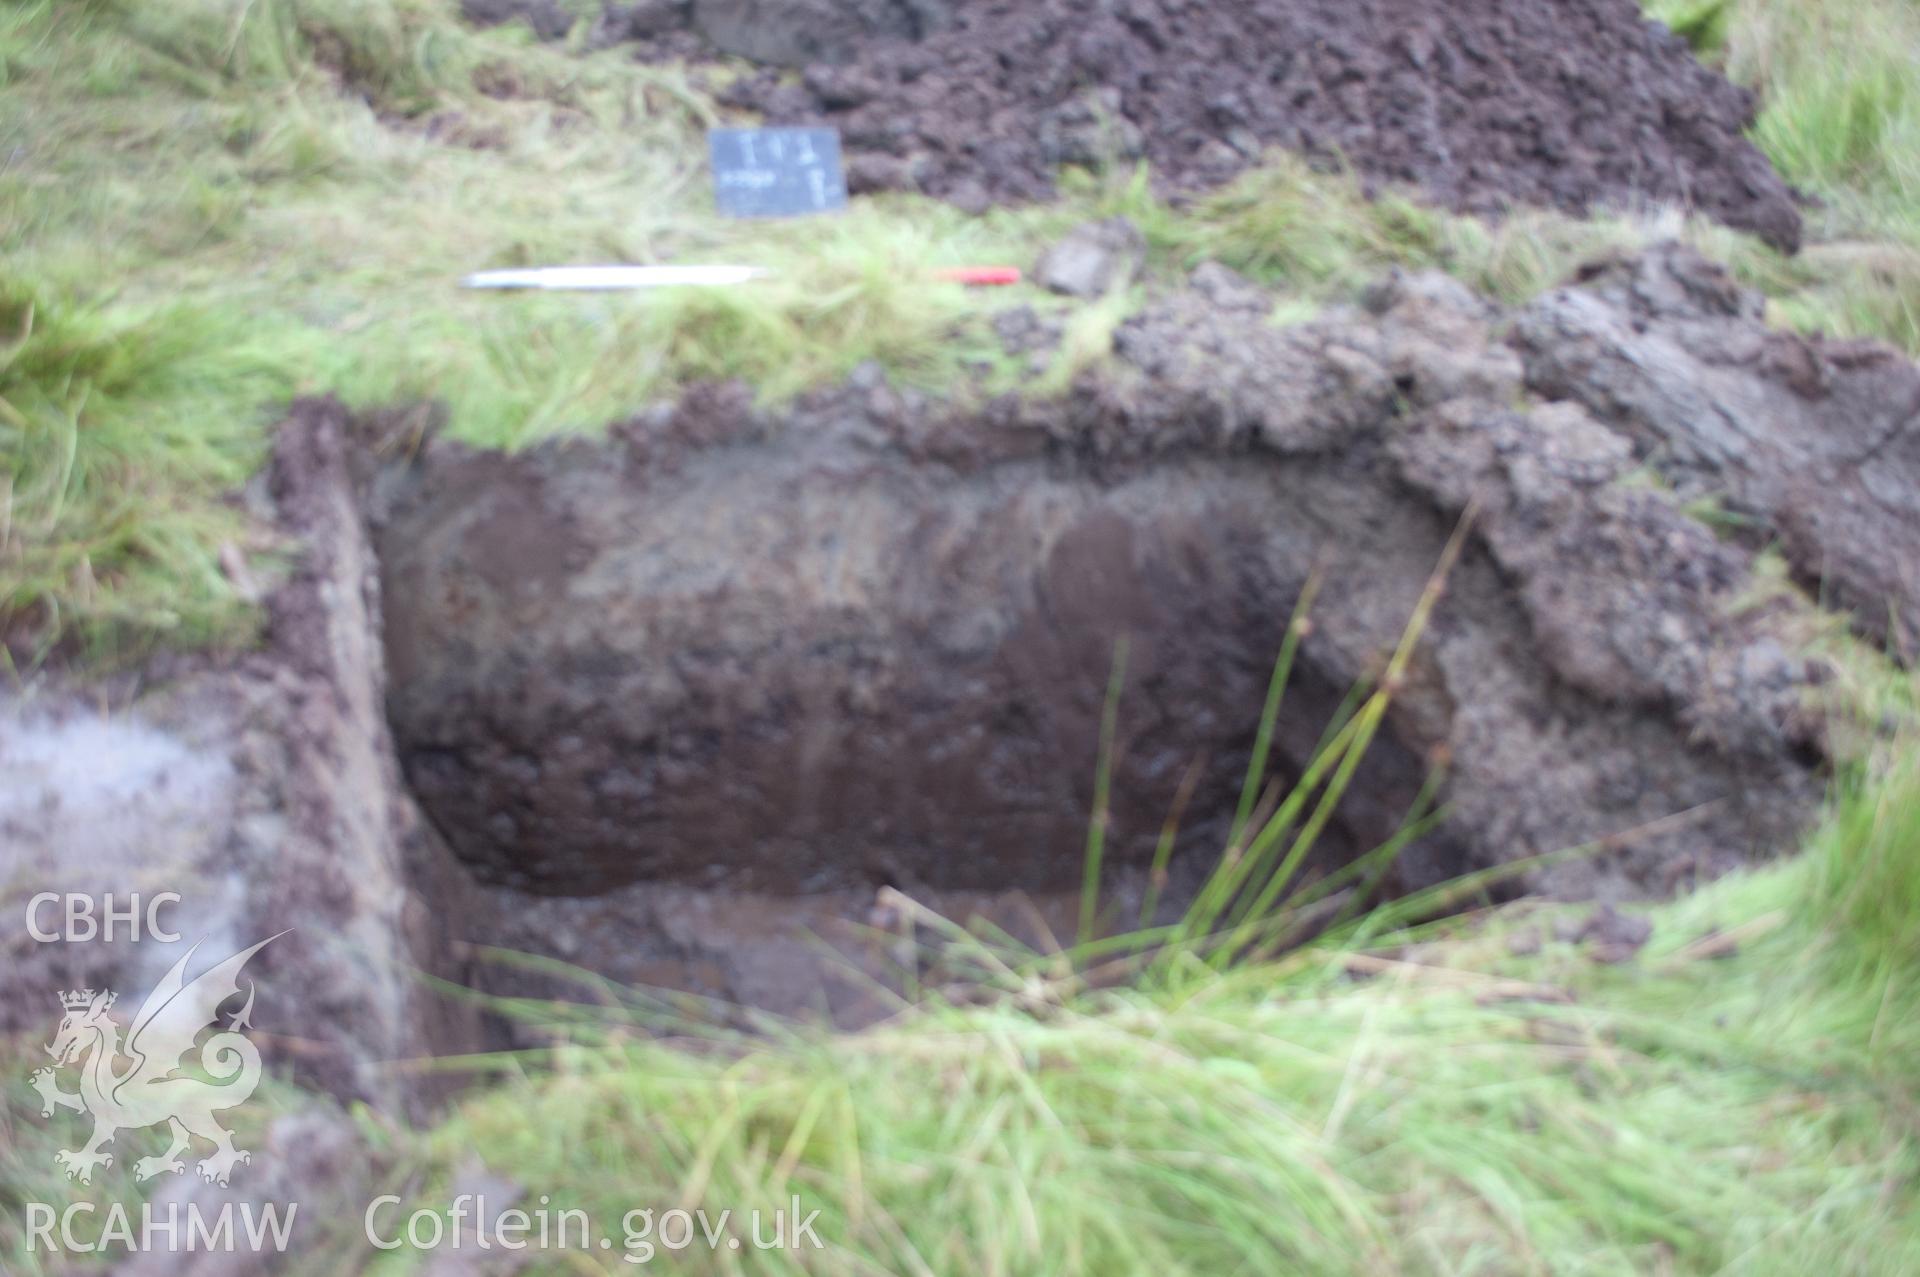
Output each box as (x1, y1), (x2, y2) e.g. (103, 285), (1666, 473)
(932, 266), (1023, 286)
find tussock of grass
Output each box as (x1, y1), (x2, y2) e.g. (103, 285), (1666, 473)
(1647, 0), (1920, 241)
(1079, 160), (1452, 295)
(1804, 716), (1920, 1019)
(1732, 238), (1920, 354)
(373, 726), (1920, 1276)
(364, 580), (1920, 1275)
(0, 284), (293, 656)
(1646, 0), (1920, 343)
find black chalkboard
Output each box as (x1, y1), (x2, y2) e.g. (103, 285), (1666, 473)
(708, 128), (849, 219)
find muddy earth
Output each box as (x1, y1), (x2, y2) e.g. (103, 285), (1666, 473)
(465, 0), (1802, 250)
(5, 245), (1916, 1098)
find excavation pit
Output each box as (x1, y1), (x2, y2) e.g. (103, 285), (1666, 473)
(366, 258), (1858, 1020)
(378, 414), (1453, 901)
(371, 385), (1476, 1018)
(5, 249), (1878, 1078)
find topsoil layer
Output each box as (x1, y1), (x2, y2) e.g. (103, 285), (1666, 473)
(476, 0), (1806, 250)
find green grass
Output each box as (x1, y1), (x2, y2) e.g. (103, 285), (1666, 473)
(1647, 0), (1920, 242)
(1804, 678), (1920, 995)
(1646, 0), (1920, 347)
(342, 715), (1920, 1277)
(0, 281), (296, 655)
(360, 569), (1918, 1276)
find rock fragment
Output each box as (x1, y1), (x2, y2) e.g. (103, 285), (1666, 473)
(1036, 218), (1147, 298)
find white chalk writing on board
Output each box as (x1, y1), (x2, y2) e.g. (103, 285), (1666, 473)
(709, 128), (849, 219)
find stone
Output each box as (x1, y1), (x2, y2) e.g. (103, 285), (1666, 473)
(1036, 217), (1146, 298)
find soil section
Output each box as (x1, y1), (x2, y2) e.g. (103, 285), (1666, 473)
(375, 408), (1462, 899)
(0, 403), (488, 1107)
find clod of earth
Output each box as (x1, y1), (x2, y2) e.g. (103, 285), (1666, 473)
(467, 0), (1805, 250)
(1515, 248), (1920, 655)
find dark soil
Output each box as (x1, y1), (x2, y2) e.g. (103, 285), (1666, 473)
(727, 0), (1801, 248)
(482, 0), (1810, 250)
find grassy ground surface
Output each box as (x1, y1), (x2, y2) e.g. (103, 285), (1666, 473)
(3, 0), (1919, 657)
(365, 597), (1920, 1276)
(5, 606), (1917, 1276)
(383, 766), (1920, 1275)
(4, 2), (1920, 1272)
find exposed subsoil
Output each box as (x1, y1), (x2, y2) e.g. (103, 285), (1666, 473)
(467, 0), (1804, 250)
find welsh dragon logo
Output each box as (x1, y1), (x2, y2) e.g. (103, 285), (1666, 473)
(28, 934), (283, 1187)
